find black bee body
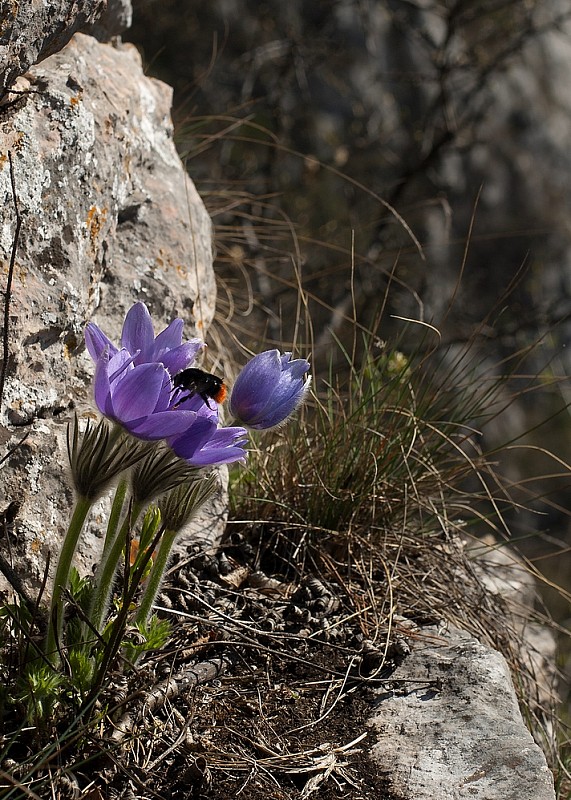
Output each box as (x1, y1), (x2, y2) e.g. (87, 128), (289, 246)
(173, 368), (227, 408)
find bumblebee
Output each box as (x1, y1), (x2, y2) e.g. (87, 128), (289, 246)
(173, 368), (227, 408)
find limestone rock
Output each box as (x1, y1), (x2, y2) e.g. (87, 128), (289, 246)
(0, 0), (107, 93)
(368, 625), (556, 800)
(90, 0), (133, 41)
(468, 536), (559, 715)
(0, 32), (218, 590)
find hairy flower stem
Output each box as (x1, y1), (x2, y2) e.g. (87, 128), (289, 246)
(88, 499), (145, 635)
(134, 477), (218, 627)
(45, 495), (93, 664)
(134, 528), (177, 627)
(102, 478), (128, 559)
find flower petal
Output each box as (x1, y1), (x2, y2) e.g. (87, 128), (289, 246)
(170, 419), (247, 466)
(189, 444), (247, 467)
(85, 323), (117, 361)
(187, 427), (248, 467)
(246, 380), (310, 429)
(229, 350), (281, 421)
(112, 363), (167, 421)
(152, 318), (185, 354)
(161, 340), (204, 377)
(107, 348), (138, 385)
(128, 409), (198, 440)
(153, 372), (176, 413)
(281, 353), (311, 380)
(93, 355), (114, 417)
(169, 416), (216, 459)
(121, 302), (155, 359)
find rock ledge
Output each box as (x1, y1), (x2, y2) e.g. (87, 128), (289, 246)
(368, 624), (555, 800)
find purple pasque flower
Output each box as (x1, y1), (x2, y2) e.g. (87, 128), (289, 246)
(229, 350), (311, 430)
(86, 302), (248, 463)
(86, 302), (203, 441)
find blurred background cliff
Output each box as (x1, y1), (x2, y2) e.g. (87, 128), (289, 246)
(125, 1), (571, 620)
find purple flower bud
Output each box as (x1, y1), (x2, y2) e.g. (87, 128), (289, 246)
(229, 350), (311, 429)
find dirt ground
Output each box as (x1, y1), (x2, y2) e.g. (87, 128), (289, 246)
(90, 537), (401, 800)
(61, 534), (402, 800)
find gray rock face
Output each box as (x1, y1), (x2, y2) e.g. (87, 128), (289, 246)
(0, 0), (107, 92)
(90, 0), (133, 40)
(0, 32), (217, 588)
(368, 625), (555, 800)
(468, 536), (559, 716)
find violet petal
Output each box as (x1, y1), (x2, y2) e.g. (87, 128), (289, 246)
(112, 363), (167, 421)
(152, 318), (185, 354)
(128, 409), (198, 440)
(121, 302), (154, 359)
(161, 340), (204, 377)
(93, 356), (115, 417)
(189, 444), (247, 467)
(246, 383), (309, 428)
(169, 416), (216, 459)
(107, 349), (138, 385)
(187, 427), (248, 467)
(85, 323), (117, 361)
(229, 350), (282, 420)
(281, 353), (311, 380)
(153, 372), (175, 413)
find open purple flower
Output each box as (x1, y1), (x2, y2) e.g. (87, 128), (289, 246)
(85, 302), (248, 464)
(86, 303), (208, 440)
(229, 350), (311, 429)
(93, 347), (197, 440)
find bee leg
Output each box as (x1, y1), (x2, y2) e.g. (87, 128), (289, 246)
(173, 389), (192, 408)
(199, 393), (215, 409)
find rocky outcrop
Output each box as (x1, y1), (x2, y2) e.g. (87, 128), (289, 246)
(368, 624), (556, 800)
(0, 28), (218, 587)
(365, 536), (557, 800)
